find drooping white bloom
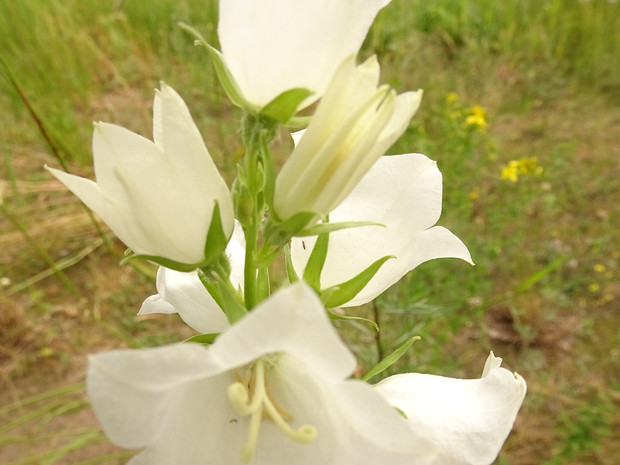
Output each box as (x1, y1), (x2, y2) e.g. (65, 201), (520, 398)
(47, 84), (234, 268)
(218, 0), (391, 109)
(88, 283), (433, 465)
(291, 153), (472, 307)
(139, 221), (246, 333)
(274, 56), (422, 223)
(88, 283), (525, 465)
(375, 352), (527, 465)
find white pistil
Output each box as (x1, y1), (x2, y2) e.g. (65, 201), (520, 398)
(227, 358), (317, 463)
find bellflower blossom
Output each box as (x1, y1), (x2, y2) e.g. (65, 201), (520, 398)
(47, 84), (234, 269)
(274, 56), (422, 224)
(291, 153), (472, 307)
(218, 0), (391, 109)
(139, 221), (246, 333)
(88, 283), (525, 465)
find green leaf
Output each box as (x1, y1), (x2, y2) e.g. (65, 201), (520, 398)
(264, 211), (317, 246)
(203, 202), (231, 266)
(259, 88), (313, 124)
(284, 245), (300, 284)
(122, 253), (199, 272)
(322, 255), (394, 308)
(327, 309), (379, 332)
(178, 22), (252, 110)
(362, 336), (421, 382)
(299, 220), (384, 237)
(184, 333), (220, 344)
(302, 232), (329, 290)
(257, 267), (270, 302)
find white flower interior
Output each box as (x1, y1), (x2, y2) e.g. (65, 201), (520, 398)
(228, 355), (317, 463)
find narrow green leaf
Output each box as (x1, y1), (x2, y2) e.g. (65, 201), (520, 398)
(328, 309), (379, 332)
(302, 233), (329, 290)
(124, 253), (198, 272)
(259, 87), (313, 124)
(299, 220), (384, 237)
(362, 336), (421, 382)
(203, 201), (231, 266)
(516, 256), (567, 292)
(323, 255), (394, 308)
(178, 22), (252, 110)
(40, 430), (102, 465)
(284, 245), (300, 284)
(184, 333), (220, 344)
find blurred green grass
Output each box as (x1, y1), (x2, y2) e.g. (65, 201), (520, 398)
(1, 0), (619, 464)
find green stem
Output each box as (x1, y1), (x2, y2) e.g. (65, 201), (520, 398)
(243, 220), (258, 309)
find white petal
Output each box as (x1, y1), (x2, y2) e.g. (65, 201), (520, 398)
(139, 267), (230, 333)
(219, 0), (391, 108)
(210, 282), (356, 379)
(374, 353), (527, 465)
(138, 221), (246, 332)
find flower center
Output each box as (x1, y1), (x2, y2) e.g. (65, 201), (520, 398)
(227, 357), (317, 463)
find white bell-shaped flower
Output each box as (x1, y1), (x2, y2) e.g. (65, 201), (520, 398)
(218, 0), (391, 109)
(47, 84), (234, 268)
(291, 153), (472, 306)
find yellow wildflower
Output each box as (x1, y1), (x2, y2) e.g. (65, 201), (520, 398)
(464, 105), (487, 131)
(501, 160), (520, 182)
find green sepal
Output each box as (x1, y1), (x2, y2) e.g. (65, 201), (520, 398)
(298, 220), (385, 237)
(286, 115), (312, 129)
(322, 255), (394, 308)
(327, 309), (379, 332)
(203, 202), (230, 266)
(121, 253), (199, 273)
(178, 22), (252, 111)
(257, 267), (270, 303)
(284, 245), (300, 284)
(362, 335), (421, 382)
(184, 333), (220, 345)
(264, 211), (317, 246)
(302, 232), (329, 290)
(259, 88), (313, 124)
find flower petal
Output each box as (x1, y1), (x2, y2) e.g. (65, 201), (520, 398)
(138, 267), (230, 333)
(374, 352), (527, 465)
(210, 282), (356, 379)
(218, 0), (391, 108)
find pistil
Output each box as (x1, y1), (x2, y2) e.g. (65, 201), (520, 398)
(227, 358), (317, 463)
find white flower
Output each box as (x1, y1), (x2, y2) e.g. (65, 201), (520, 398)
(139, 221), (246, 333)
(87, 283), (433, 465)
(375, 352), (527, 465)
(291, 153), (472, 307)
(218, 0), (391, 109)
(47, 84), (233, 268)
(88, 283), (525, 465)
(274, 56), (422, 223)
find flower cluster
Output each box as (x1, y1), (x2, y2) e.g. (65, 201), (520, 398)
(500, 156), (543, 182)
(49, 2), (526, 464)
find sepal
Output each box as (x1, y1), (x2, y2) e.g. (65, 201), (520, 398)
(179, 22), (253, 111)
(184, 333), (220, 345)
(322, 254), (394, 308)
(259, 88), (313, 124)
(203, 202), (231, 266)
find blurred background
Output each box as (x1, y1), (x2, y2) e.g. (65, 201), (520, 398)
(1, 0), (618, 463)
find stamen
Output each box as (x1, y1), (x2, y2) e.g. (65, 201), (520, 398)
(227, 358), (318, 463)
